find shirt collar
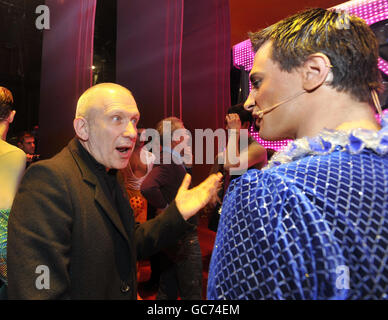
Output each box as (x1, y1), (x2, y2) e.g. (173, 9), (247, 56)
(75, 139), (117, 176)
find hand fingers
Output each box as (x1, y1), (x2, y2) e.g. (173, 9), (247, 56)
(201, 173), (223, 195)
(207, 172), (222, 203)
(226, 113), (239, 120)
(179, 173), (221, 200)
(178, 173), (192, 192)
(203, 172), (222, 185)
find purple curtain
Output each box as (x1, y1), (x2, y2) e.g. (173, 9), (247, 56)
(117, 0), (185, 128)
(38, 0), (96, 158)
(182, 0), (231, 131)
(117, 0), (231, 183)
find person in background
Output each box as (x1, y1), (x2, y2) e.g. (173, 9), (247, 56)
(141, 117), (203, 300)
(206, 104), (267, 232)
(0, 87), (26, 299)
(119, 128), (155, 297)
(208, 8), (388, 299)
(120, 128), (155, 224)
(17, 131), (39, 167)
(223, 103), (267, 175)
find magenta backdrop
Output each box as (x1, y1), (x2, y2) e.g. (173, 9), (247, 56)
(38, 0), (96, 158)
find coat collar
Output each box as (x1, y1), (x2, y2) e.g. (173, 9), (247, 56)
(67, 137), (130, 242)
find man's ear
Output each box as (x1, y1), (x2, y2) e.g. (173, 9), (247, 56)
(73, 117), (89, 141)
(7, 110), (16, 123)
(301, 53), (332, 92)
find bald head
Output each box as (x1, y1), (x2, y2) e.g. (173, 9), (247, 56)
(73, 82), (140, 169)
(75, 83), (136, 120)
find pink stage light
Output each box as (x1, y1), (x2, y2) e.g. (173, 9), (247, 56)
(249, 131), (292, 151)
(233, 39), (254, 71)
(378, 57), (388, 75)
(376, 108), (388, 123)
(233, 0), (388, 151)
(332, 0), (388, 25)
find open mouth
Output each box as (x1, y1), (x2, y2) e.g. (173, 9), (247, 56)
(116, 147), (129, 152)
(116, 146), (131, 156)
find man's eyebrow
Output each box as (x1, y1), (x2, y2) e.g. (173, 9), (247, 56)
(249, 72), (263, 83)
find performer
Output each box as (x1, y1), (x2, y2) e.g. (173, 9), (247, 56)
(0, 87), (26, 296)
(208, 8), (388, 299)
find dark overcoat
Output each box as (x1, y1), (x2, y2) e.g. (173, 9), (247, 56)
(7, 138), (191, 299)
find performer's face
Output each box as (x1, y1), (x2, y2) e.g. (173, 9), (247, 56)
(86, 89), (140, 169)
(244, 41), (305, 141)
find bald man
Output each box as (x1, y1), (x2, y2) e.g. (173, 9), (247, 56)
(7, 83), (221, 299)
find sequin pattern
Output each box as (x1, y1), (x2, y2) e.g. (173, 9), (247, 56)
(208, 129), (388, 300)
(0, 209), (9, 285)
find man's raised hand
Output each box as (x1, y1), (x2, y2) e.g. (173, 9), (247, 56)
(175, 172), (223, 220)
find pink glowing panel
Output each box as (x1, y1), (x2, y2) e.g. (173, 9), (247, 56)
(250, 128), (292, 151)
(233, 0), (388, 151)
(378, 57), (388, 75)
(233, 39), (255, 91)
(332, 0), (388, 25)
(233, 39), (254, 71)
(376, 108), (388, 123)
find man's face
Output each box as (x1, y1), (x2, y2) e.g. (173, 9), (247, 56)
(244, 41), (304, 140)
(85, 89), (140, 169)
(21, 136), (35, 155)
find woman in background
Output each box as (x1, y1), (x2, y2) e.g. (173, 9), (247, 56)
(120, 128), (155, 224)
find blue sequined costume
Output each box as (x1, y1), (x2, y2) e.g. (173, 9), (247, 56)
(0, 209), (9, 284)
(207, 116), (388, 300)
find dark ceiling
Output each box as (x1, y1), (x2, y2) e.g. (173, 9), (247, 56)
(0, 0), (44, 139)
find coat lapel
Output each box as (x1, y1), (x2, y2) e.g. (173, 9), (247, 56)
(68, 138), (129, 242)
(94, 183), (129, 243)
